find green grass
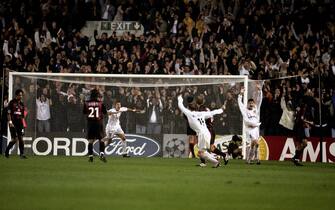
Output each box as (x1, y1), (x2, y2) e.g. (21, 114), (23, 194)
(0, 156), (334, 210)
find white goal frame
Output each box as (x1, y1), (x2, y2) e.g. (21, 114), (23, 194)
(8, 72), (249, 158)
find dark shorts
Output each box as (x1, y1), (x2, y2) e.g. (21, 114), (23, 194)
(87, 121), (103, 140)
(10, 126), (24, 139)
(186, 125), (196, 136)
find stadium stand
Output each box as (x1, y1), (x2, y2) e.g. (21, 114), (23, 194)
(0, 0), (334, 137)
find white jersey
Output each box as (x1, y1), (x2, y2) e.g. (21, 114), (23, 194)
(107, 107), (128, 128)
(279, 97), (295, 130)
(178, 96), (223, 150)
(238, 91), (262, 141)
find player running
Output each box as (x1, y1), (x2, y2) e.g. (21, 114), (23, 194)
(178, 95), (224, 168)
(102, 100), (137, 158)
(238, 84), (262, 164)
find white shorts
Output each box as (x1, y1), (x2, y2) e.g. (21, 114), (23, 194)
(105, 125), (124, 138)
(197, 130), (211, 151)
(246, 127), (259, 143)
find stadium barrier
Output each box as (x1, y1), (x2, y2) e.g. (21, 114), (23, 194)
(4, 132), (162, 157)
(3, 133), (334, 162)
(257, 136), (335, 163)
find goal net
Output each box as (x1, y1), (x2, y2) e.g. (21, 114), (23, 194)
(8, 72), (250, 158)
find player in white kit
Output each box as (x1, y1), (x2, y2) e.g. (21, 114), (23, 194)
(238, 84), (262, 164)
(102, 100), (137, 158)
(178, 95), (224, 168)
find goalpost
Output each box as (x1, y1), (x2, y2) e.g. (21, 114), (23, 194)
(8, 72), (249, 158)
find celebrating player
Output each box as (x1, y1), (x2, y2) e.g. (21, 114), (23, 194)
(83, 89), (107, 162)
(178, 95), (224, 168)
(238, 84), (262, 164)
(184, 95), (198, 158)
(102, 100), (137, 158)
(196, 94), (229, 166)
(5, 89), (27, 159)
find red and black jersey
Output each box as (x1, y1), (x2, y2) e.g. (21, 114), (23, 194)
(198, 105), (214, 129)
(83, 100), (107, 122)
(8, 98), (25, 127)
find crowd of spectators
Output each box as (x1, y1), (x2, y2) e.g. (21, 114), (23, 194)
(1, 0), (335, 137)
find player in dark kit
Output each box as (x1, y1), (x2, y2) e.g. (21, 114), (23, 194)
(83, 89), (107, 162)
(227, 135), (243, 159)
(196, 94), (228, 166)
(292, 103), (313, 166)
(5, 89), (27, 159)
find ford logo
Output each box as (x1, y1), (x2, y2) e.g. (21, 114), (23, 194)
(93, 134), (160, 157)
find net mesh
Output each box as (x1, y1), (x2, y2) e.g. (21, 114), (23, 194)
(9, 73), (249, 157)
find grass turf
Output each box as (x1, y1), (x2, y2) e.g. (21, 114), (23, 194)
(0, 156), (334, 210)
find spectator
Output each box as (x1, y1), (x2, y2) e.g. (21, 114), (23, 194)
(134, 94), (147, 134)
(51, 93), (67, 132)
(263, 87), (282, 135)
(223, 91), (241, 134)
(163, 97), (176, 134)
(101, 0), (115, 21)
(146, 95), (163, 134)
(279, 87), (295, 136)
(0, 0), (334, 138)
(24, 84), (36, 132)
(36, 94), (51, 133)
(66, 95), (84, 132)
(331, 91), (335, 138)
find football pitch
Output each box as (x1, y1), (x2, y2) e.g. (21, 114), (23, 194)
(0, 157), (334, 210)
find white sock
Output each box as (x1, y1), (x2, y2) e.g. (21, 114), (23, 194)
(248, 147), (254, 162)
(203, 151), (218, 165)
(245, 146), (250, 162)
(122, 140), (127, 154)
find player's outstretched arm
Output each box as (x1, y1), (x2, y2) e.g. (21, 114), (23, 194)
(280, 96), (287, 111)
(120, 107), (128, 112)
(127, 108), (138, 112)
(237, 88), (247, 116)
(200, 108), (223, 119)
(255, 83), (263, 113)
(177, 95), (190, 116)
(107, 109), (121, 115)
